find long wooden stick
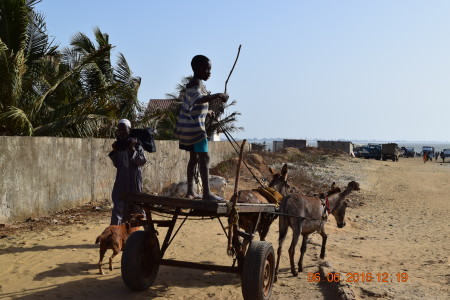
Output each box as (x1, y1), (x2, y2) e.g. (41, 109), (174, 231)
(233, 139), (246, 197)
(224, 44), (242, 94)
(227, 139), (246, 256)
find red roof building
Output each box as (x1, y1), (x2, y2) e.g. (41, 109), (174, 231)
(146, 99), (177, 114)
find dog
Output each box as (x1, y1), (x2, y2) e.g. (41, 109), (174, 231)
(95, 214), (144, 275)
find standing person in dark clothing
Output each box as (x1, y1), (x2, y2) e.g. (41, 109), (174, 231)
(109, 119), (146, 225)
(175, 55), (228, 201)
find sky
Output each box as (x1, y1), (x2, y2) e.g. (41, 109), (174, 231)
(36, 0), (450, 142)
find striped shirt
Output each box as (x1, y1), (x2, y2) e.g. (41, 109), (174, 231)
(175, 80), (209, 146)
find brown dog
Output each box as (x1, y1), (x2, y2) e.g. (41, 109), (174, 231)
(95, 214), (144, 275)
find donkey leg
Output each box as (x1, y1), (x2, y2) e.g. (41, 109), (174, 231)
(288, 224), (301, 277)
(320, 231), (328, 259)
(275, 217), (288, 282)
(298, 234), (308, 272)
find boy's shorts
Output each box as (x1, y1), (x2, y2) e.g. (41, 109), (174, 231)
(179, 138), (208, 153)
(193, 138), (208, 153)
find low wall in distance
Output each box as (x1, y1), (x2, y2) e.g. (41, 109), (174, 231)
(0, 137), (245, 223)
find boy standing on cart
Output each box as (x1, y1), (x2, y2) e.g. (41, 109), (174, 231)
(175, 55), (228, 201)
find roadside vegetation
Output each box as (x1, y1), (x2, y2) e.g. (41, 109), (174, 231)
(211, 147), (350, 195)
(0, 0), (241, 139)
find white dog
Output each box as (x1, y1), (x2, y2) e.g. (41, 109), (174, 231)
(163, 175), (227, 198)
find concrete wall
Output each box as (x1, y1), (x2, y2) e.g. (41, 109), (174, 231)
(0, 137), (246, 223)
(273, 141), (284, 152)
(317, 140), (354, 155)
(283, 139), (307, 149)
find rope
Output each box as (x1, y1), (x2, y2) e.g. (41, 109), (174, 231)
(270, 211), (323, 221)
(215, 118), (266, 187)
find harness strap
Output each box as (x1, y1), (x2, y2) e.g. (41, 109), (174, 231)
(325, 196), (331, 214)
(271, 211), (322, 221)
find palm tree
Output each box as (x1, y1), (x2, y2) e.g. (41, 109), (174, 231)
(0, 1), (142, 137)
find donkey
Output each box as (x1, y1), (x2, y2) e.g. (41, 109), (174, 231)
(237, 164), (291, 241)
(275, 181), (360, 279)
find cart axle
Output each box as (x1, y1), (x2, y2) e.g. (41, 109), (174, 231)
(160, 259), (239, 273)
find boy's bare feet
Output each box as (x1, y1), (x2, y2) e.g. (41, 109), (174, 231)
(202, 193), (227, 202)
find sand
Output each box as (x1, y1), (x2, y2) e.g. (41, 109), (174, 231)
(0, 156), (449, 299)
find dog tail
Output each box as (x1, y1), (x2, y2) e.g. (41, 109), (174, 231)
(95, 235), (101, 244)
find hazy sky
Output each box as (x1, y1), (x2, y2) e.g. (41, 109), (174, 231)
(37, 0), (450, 142)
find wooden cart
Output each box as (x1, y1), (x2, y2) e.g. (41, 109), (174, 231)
(121, 193), (277, 300)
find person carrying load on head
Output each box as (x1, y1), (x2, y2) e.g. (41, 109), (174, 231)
(109, 119), (146, 225)
(175, 55), (229, 202)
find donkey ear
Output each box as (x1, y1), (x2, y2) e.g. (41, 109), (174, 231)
(281, 163), (288, 180)
(269, 167), (276, 174)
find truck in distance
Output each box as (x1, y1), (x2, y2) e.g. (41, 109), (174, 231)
(361, 144), (382, 160)
(382, 143), (400, 162)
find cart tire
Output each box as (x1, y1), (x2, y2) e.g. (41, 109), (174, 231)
(241, 241), (275, 300)
(121, 230), (160, 291)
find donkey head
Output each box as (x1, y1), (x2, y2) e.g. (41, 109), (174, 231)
(331, 198), (348, 228)
(346, 181), (361, 191)
(330, 181), (360, 228)
(268, 163), (290, 196)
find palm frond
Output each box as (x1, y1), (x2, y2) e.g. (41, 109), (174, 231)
(0, 105), (33, 135)
(33, 113), (110, 137)
(26, 8), (56, 59)
(0, 0), (29, 53)
(93, 27), (109, 47)
(34, 44), (112, 114)
(70, 32), (95, 54)
(114, 53), (132, 84)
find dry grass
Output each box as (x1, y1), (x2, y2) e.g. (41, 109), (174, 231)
(211, 147), (349, 195)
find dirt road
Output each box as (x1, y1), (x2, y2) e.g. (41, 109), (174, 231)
(0, 155), (449, 299)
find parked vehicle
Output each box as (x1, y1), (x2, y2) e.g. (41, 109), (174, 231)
(441, 149), (450, 162)
(361, 144), (382, 160)
(422, 146), (435, 161)
(401, 146), (415, 158)
(353, 146), (364, 158)
(382, 143), (400, 161)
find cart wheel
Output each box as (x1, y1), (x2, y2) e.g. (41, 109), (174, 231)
(121, 230), (160, 291)
(241, 241), (275, 300)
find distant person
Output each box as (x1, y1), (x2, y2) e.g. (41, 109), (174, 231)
(441, 151), (445, 163)
(435, 151), (439, 162)
(109, 119), (146, 225)
(175, 55), (229, 201)
(423, 152), (428, 163)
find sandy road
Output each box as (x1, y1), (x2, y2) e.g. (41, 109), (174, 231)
(326, 157), (450, 299)
(0, 156), (449, 299)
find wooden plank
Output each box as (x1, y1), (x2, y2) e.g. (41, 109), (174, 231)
(123, 193), (228, 213)
(234, 203), (277, 213)
(123, 193), (277, 215)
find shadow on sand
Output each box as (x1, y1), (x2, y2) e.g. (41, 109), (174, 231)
(3, 263), (342, 300)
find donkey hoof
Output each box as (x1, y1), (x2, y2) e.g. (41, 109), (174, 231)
(320, 254), (325, 259)
(292, 271), (298, 277)
(274, 275), (278, 283)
